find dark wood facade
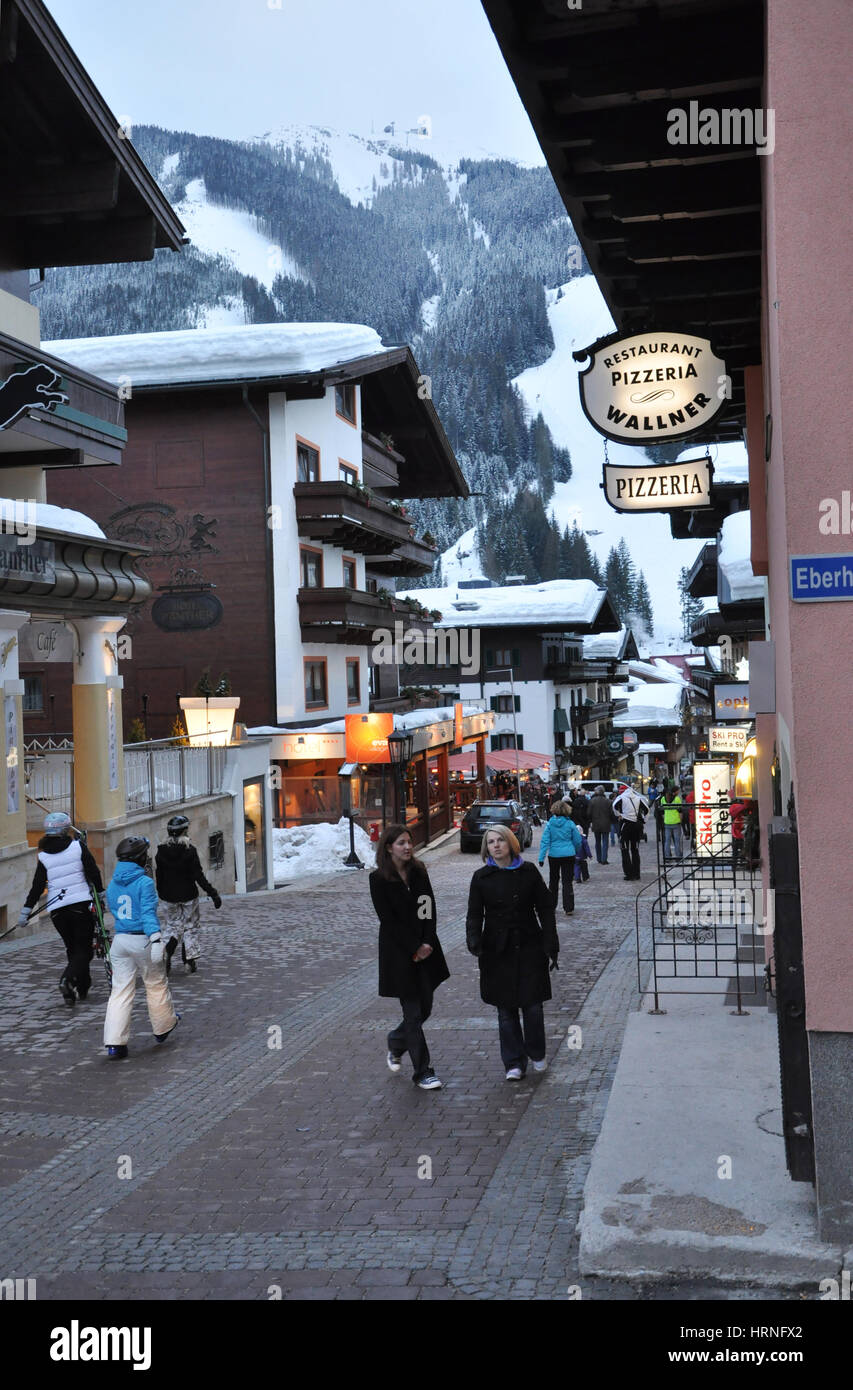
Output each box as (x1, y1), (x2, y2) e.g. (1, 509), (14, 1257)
(37, 389), (274, 738)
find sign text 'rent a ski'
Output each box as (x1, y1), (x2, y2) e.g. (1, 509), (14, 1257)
(576, 332), (727, 444)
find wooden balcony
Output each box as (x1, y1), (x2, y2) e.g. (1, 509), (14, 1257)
(297, 588), (433, 643)
(544, 658), (612, 682)
(365, 535), (437, 577)
(294, 481), (413, 555)
(361, 430), (404, 490)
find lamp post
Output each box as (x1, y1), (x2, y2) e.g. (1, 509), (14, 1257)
(486, 665), (522, 802)
(554, 745), (567, 797)
(387, 728), (414, 826)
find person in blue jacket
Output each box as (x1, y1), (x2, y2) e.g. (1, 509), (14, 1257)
(103, 836), (180, 1059)
(538, 799), (583, 915)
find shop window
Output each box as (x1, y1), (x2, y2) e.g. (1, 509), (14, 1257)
(304, 659), (328, 709)
(335, 383), (357, 425)
(243, 778), (266, 892)
(342, 557), (357, 589)
(23, 675), (44, 713)
(300, 547), (323, 588)
(339, 461), (358, 486)
(297, 438), (320, 483)
(208, 831), (225, 869)
(346, 658), (360, 705)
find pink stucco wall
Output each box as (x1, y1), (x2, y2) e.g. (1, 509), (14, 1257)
(762, 0), (853, 1030)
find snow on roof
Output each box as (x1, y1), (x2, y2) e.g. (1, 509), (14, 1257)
(719, 510), (766, 603)
(42, 322), (386, 388)
(637, 743), (667, 754)
(612, 680), (685, 729)
(0, 497), (105, 540)
(248, 704), (486, 739)
(583, 627), (627, 659)
(626, 658), (687, 687)
(649, 657), (690, 682)
(398, 579), (605, 629)
(676, 442), (748, 485)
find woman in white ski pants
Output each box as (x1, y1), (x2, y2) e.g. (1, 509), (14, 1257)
(104, 933), (177, 1046)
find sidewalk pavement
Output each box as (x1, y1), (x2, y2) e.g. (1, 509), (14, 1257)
(578, 987), (843, 1288)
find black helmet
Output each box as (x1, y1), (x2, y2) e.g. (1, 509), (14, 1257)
(115, 835), (150, 867)
(167, 815), (189, 837)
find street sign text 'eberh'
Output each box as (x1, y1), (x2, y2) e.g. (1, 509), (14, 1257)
(576, 331), (727, 445)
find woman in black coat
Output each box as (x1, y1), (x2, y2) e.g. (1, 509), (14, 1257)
(369, 824), (449, 1091)
(466, 824), (559, 1081)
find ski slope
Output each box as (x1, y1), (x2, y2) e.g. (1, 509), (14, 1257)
(175, 177), (310, 290)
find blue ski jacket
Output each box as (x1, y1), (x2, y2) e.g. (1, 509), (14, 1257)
(538, 815), (583, 862)
(106, 862), (161, 936)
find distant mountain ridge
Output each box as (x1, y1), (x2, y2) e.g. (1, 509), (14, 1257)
(36, 120), (706, 644)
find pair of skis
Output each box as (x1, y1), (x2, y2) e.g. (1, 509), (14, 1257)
(89, 884), (112, 984)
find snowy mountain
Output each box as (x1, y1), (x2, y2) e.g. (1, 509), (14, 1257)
(36, 119), (739, 647)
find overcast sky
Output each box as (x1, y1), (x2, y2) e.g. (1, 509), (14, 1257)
(46, 0), (544, 164)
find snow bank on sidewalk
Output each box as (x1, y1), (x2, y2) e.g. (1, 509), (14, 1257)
(273, 817), (375, 884)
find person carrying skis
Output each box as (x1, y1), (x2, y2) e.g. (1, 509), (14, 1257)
(154, 814), (221, 974)
(17, 811), (104, 1006)
(103, 836), (179, 1059)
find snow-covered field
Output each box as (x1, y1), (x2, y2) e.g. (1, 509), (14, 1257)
(175, 176), (310, 289)
(273, 818), (375, 884)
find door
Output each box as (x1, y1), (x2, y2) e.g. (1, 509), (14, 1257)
(243, 777), (267, 891)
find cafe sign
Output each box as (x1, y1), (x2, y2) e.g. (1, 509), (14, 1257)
(576, 331), (727, 444)
(603, 456), (713, 513)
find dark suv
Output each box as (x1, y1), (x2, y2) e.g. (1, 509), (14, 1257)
(460, 800), (533, 853)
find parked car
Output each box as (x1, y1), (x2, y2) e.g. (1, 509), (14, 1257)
(459, 799), (533, 853)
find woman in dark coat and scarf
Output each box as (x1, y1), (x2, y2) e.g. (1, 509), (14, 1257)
(466, 824), (559, 1081)
(369, 824), (449, 1090)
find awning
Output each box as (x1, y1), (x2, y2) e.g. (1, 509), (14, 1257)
(449, 749), (553, 774)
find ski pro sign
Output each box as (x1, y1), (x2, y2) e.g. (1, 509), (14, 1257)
(575, 331), (727, 445)
(693, 761), (732, 859)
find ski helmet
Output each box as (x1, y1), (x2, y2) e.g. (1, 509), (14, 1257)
(43, 811), (72, 836)
(167, 814), (189, 837)
(115, 835), (150, 867)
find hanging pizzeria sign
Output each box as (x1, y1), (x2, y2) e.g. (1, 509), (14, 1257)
(574, 331), (728, 444)
(602, 455), (713, 512)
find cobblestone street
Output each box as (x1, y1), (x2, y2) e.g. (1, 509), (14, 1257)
(1, 831), (665, 1300)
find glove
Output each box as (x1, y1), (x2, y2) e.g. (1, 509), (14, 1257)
(16, 906), (32, 928)
(549, 954), (560, 972)
(210, 891), (222, 909)
(149, 933), (165, 966)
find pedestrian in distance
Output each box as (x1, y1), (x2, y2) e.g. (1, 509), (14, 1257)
(589, 785), (615, 865)
(538, 798), (582, 914)
(369, 825), (449, 1091)
(154, 814), (222, 975)
(661, 783), (685, 859)
(103, 837), (180, 1060)
(613, 784), (650, 881)
(467, 824), (558, 1081)
(18, 811), (105, 1006)
(608, 790), (620, 850)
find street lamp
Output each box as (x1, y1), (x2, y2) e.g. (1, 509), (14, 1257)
(554, 746), (567, 795)
(485, 666), (522, 802)
(387, 728), (414, 824)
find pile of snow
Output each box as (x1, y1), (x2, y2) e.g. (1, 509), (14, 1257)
(583, 627), (628, 659)
(398, 578), (606, 628)
(677, 441), (748, 485)
(273, 817), (375, 884)
(718, 511), (765, 604)
(44, 322), (385, 388)
(0, 497), (105, 540)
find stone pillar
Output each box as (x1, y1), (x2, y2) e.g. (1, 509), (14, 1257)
(0, 610), (31, 853)
(70, 616), (127, 827)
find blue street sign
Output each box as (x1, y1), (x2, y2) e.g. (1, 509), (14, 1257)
(790, 554), (853, 602)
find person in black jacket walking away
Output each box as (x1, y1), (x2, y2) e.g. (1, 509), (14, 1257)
(369, 824), (450, 1091)
(466, 824), (559, 1081)
(154, 815), (221, 974)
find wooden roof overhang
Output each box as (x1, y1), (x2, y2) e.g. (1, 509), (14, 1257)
(0, 0), (185, 270)
(0, 524), (152, 616)
(0, 330), (126, 467)
(481, 0), (764, 440)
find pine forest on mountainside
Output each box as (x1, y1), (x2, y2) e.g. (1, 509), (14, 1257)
(38, 124), (655, 637)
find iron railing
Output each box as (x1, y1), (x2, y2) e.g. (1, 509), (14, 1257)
(124, 737), (227, 814)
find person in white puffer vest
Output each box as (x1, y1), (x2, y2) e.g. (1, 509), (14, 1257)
(103, 836), (180, 1060)
(18, 811), (105, 1005)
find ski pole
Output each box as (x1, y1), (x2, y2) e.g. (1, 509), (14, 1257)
(0, 888), (68, 942)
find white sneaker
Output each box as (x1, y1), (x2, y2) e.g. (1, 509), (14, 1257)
(417, 1074), (442, 1090)
(532, 1058), (548, 1073)
(386, 1051), (402, 1073)
(505, 1067), (523, 1081)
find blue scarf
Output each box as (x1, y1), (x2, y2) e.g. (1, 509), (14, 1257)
(486, 854), (524, 869)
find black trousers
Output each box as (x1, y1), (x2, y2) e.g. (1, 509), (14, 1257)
(547, 856), (575, 911)
(388, 972), (434, 1082)
(620, 821), (643, 879)
(52, 903), (94, 993)
(497, 1003), (546, 1071)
